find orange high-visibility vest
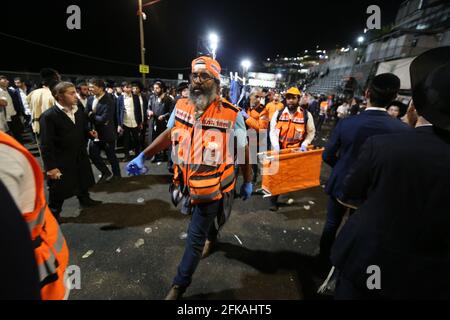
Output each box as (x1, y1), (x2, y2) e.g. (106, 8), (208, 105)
(171, 98), (239, 204)
(0, 132), (69, 300)
(320, 101), (328, 115)
(276, 107), (307, 149)
(245, 105), (269, 131)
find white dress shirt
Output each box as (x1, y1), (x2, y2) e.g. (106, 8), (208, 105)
(0, 143), (36, 213)
(18, 88), (31, 116)
(92, 93), (105, 112)
(56, 102), (78, 124)
(123, 94), (138, 128)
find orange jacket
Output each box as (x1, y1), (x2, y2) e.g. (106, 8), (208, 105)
(245, 105), (269, 131)
(171, 98), (239, 204)
(265, 101), (285, 120)
(0, 132), (69, 300)
(276, 108), (307, 149)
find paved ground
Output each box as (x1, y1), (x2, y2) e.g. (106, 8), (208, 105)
(31, 125), (335, 300)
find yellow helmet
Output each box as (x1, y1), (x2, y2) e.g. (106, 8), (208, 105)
(285, 87), (302, 96)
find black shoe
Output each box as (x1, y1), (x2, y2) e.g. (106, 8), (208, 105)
(269, 204), (279, 212)
(98, 173), (113, 184)
(164, 285), (186, 300)
(79, 198), (103, 209)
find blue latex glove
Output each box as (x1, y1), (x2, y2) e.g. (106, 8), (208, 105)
(240, 110), (250, 120)
(300, 144), (308, 152)
(240, 182), (253, 201)
(126, 152), (148, 176)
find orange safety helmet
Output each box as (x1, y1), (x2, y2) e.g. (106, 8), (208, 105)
(285, 87), (302, 97)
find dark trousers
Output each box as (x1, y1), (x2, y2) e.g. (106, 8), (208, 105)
(319, 197), (354, 266)
(7, 115), (24, 143)
(173, 199), (221, 288)
(148, 119), (167, 160)
(334, 272), (380, 300)
(89, 140), (121, 177)
(270, 195), (279, 206)
(317, 114), (326, 132)
(48, 188), (90, 220)
(123, 125), (141, 156)
(139, 123), (148, 150)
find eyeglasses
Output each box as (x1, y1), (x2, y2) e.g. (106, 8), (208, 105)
(190, 72), (214, 82)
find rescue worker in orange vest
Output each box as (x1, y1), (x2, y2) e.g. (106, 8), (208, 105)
(240, 87), (270, 184)
(268, 87), (316, 211)
(126, 56), (253, 300)
(265, 92), (285, 121)
(0, 131), (70, 300)
(317, 100), (329, 133)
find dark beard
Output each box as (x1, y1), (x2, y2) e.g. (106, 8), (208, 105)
(188, 83), (218, 111)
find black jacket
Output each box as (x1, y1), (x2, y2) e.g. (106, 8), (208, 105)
(0, 181), (41, 300)
(323, 110), (411, 198)
(85, 94), (117, 142)
(332, 126), (450, 299)
(39, 105), (95, 200)
(117, 94), (144, 127)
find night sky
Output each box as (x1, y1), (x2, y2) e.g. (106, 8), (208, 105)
(1, 0), (403, 79)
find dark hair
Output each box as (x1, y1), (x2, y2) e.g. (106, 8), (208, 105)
(153, 80), (166, 91)
(14, 77), (23, 83)
(76, 81), (88, 89)
(388, 100), (408, 118)
(368, 73), (401, 108)
(121, 81), (131, 88)
(0, 75), (8, 81)
(177, 81), (189, 93)
(131, 81), (144, 91)
(90, 78), (106, 89)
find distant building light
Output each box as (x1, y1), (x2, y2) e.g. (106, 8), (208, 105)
(416, 24), (429, 30)
(304, 50), (308, 53)
(267, 58), (271, 61)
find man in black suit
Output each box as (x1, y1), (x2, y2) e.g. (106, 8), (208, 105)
(319, 73), (411, 270)
(0, 75), (25, 142)
(117, 82), (144, 162)
(86, 79), (121, 183)
(332, 46), (450, 299)
(39, 82), (100, 221)
(132, 81), (148, 151)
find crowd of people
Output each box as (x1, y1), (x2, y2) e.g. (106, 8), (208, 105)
(0, 46), (449, 300)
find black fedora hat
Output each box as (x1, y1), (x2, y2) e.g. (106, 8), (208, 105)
(410, 46), (450, 130)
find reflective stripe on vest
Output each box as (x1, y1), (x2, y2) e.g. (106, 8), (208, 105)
(27, 206), (46, 233)
(276, 107), (306, 149)
(0, 131), (69, 300)
(172, 98), (239, 204)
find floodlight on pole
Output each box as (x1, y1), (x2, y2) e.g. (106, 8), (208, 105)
(357, 36), (365, 44)
(209, 33), (219, 59)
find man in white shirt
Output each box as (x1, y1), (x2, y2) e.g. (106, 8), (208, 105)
(0, 75), (24, 142)
(26, 68), (60, 135)
(14, 78), (32, 126)
(118, 82), (144, 161)
(336, 99), (351, 121)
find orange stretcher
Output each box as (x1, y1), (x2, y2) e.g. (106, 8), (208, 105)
(258, 147), (324, 197)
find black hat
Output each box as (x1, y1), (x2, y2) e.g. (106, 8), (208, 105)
(410, 46), (450, 130)
(177, 81), (189, 93)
